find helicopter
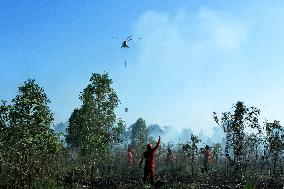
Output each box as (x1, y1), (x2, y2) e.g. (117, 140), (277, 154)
(121, 36), (132, 48)
(113, 35), (141, 48)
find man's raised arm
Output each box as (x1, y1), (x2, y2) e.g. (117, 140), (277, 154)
(154, 136), (161, 151)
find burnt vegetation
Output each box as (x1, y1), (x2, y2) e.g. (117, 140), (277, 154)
(1, 73), (284, 188)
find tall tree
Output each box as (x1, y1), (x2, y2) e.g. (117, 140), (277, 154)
(213, 101), (261, 164)
(130, 118), (148, 149)
(66, 73), (120, 157)
(0, 79), (62, 187)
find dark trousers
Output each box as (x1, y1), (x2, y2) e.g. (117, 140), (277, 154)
(144, 166), (154, 184)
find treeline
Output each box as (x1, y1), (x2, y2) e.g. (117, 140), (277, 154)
(1, 73), (284, 188)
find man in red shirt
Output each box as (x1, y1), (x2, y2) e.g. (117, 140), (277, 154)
(165, 148), (174, 165)
(127, 147), (134, 166)
(202, 145), (211, 172)
(139, 136), (161, 185)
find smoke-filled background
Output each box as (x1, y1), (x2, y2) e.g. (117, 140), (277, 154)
(1, 0), (284, 137)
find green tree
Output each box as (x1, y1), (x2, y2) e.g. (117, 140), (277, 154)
(111, 118), (126, 144)
(0, 100), (12, 177)
(0, 79), (62, 187)
(182, 133), (201, 176)
(212, 143), (222, 164)
(213, 101), (261, 164)
(130, 118), (148, 148)
(127, 118), (149, 164)
(66, 108), (82, 149)
(265, 120), (284, 174)
(66, 72), (121, 161)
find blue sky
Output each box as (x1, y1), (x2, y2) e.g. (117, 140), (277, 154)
(1, 1), (284, 135)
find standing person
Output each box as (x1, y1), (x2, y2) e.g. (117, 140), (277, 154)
(165, 148), (175, 180)
(139, 136), (161, 185)
(202, 145), (211, 172)
(127, 146), (134, 166)
(165, 148), (174, 165)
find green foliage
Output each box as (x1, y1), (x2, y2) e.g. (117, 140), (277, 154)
(66, 108), (82, 148)
(265, 120), (284, 173)
(244, 182), (255, 189)
(181, 134), (201, 175)
(66, 73), (120, 156)
(112, 118), (126, 144)
(182, 134), (200, 153)
(65, 71), (125, 187)
(213, 101), (261, 163)
(0, 79), (62, 187)
(130, 118), (148, 148)
(212, 143), (222, 163)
